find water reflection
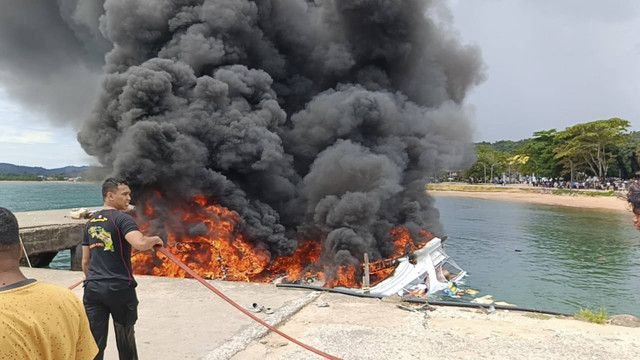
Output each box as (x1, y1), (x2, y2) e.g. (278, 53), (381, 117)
(435, 195), (640, 316)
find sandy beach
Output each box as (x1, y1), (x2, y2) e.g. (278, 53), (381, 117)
(428, 185), (629, 213)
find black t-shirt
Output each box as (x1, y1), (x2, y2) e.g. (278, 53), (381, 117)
(82, 209), (139, 284)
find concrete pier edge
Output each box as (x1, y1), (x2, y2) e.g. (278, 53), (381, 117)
(203, 291), (322, 360)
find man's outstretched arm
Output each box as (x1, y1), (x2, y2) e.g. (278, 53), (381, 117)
(124, 231), (164, 251)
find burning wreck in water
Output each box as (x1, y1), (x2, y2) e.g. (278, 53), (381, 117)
(128, 193), (466, 296)
(72, 0), (483, 293)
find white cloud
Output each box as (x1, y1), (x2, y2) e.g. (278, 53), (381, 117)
(0, 129), (54, 144)
(0, 89), (93, 167)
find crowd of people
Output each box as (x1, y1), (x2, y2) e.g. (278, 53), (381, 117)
(530, 176), (629, 191)
(467, 174), (631, 192)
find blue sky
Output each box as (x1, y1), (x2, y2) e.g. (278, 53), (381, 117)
(1, 1), (639, 168)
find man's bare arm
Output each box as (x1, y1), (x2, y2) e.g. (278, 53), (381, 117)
(81, 246), (90, 277)
(124, 230), (164, 251)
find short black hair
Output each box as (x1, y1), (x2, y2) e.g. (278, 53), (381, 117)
(627, 182), (640, 213)
(102, 177), (129, 199)
(0, 207), (20, 249)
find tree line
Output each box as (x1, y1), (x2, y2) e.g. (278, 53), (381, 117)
(465, 118), (639, 182)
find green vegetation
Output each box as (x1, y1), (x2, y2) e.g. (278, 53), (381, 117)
(0, 163), (107, 181)
(555, 118), (629, 180)
(0, 174), (68, 181)
(549, 189), (615, 197)
(0, 175), (43, 181)
(465, 118), (638, 182)
(574, 307), (609, 324)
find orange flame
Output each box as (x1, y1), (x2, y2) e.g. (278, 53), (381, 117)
(132, 194), (435, 288)
(133, 195), (270, 281)
(325, 265), (358, 288)
(264, 241), (322, 282)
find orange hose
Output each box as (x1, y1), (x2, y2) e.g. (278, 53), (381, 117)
(154, 246), (341, 360)
(68, 279), (83, 290)
(69, 247), (341, 359)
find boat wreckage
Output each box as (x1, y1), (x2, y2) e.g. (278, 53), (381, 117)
(277, 237), (467, 299)
(362, 237), (466, 297)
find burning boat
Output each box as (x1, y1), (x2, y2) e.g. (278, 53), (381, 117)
(131, 193), (465, 297)
(364, 237), (466, 297)
(66, 0), (483, 295)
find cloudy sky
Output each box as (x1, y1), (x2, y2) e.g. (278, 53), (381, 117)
(452, 0), (640, 141)
(0, 0), (638, 168)
(0, 88), (96, 167)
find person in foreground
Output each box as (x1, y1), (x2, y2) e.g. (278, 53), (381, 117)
(627, 182), (640, 231)
(82, 177), (164, 360)
(0, 207), (98, 359)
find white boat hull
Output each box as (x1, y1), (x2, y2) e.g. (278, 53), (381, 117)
(366, 237), (466, 297)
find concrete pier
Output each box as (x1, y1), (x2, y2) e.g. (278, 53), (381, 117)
(12, 209), (640, 359)
(16, 209), (91, 269)
(22, 268), (320, 359)
(20, 267), (640, 360)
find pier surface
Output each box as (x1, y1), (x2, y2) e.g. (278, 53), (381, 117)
(13, 208), (640, 359)
(16, 209), (93, 268)
(21, 267), (640, 360)
(15, 208), (88, 228)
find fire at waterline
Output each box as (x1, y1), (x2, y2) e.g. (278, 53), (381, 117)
(131, 193), (445, 289)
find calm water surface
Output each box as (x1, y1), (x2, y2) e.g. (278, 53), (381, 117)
(436, 195), (640, 316)
(4, 182), (637, 316)
(0, 181), (101, 212)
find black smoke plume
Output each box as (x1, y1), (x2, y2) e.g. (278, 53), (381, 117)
(0, 0), (108, 125)
(75, 0), (484, 269)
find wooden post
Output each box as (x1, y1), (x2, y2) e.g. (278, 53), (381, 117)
(363, 253), (370, 293)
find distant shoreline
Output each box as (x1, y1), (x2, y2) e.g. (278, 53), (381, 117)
(428, 183), (628, 212)
(0, 180), (99, 184)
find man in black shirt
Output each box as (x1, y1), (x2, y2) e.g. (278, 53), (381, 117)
(82, 178), (163, 360)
